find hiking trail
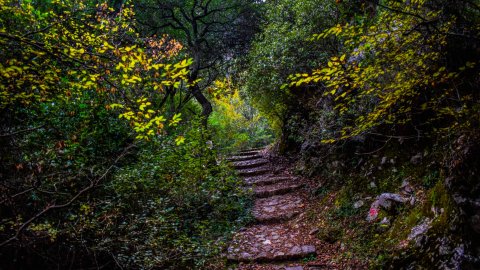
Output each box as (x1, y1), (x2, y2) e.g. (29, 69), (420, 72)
(225, 148), (338, 270)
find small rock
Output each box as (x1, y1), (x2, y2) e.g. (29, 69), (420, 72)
(377, 193), (405, 209)
(410, 197), (416, 206)
(301, 245), (316, 254)
(354, 200), (365, 209)
(450, 244), (466, 269)
(408, 218), (432, 246)
(367, 193), (405, 221)
(369, 181), (377, 189)
(438, 237), (451, 256)
(401, 179), (414, 194)
(290, 246), (302, 254)
(206, 140), (213, 149)
(410, 152), (422, 165)
(263, 239), (271, 245)
(240, 252), (252, 260)
(381, 156), (388, 165)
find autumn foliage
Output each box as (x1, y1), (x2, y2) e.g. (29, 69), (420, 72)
(286, 0), (479, 142)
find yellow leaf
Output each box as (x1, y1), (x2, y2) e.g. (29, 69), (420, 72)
(175, 136), (185, 145)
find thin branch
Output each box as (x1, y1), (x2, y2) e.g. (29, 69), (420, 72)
(0, 125), (45, 137)
(356, 137), (392, 155)
(0, 144), (135, 248)
(373, 1), (428, 21)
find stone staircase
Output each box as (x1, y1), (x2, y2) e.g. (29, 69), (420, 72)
(226, 148), (318, 269)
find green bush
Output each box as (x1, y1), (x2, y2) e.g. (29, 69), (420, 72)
(97, 120), (252, 269)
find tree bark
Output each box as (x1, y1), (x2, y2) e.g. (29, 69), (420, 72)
(190, 52), (212, 126)
(190, 84), (212, 126)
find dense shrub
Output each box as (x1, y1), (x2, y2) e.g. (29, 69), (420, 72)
(96, 120), (252, 269)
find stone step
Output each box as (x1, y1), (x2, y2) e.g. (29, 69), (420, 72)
(227, 224), (316, 263)
(245, 176), (294, 186)
(235, 262), (304, 270)
(236, 263), (307, 270)
(227, 154), (263, 162)
(237, 166), (271, 177)
(254, 182), (304, 198)
(236, 150), (262, 156)
(253, 194), (305, 223)
(239, 147), (264, 153)
(232, 159), (269, 170)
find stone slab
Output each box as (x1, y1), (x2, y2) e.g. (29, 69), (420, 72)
(227, 224), (316, 262)
(238, 166), (271, 177)
(233, 159), (269, 170)
(245, 176), (293, 186)
(227, 154), (263, 162)
(254, 182), (304, 198)
(253, 194), (305, 223)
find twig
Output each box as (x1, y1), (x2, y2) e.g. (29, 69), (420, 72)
(356, 137), (392, 155)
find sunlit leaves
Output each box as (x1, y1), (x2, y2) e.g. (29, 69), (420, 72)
(285, 0), (478, 142)
(169, 113), (182, 127)
(174, 135), (185, 145)
(209, 78), (272, 149)
(0, 0), (195, 141)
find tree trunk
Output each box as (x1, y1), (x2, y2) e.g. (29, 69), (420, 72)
(189, 53), (212, 126)
(191, 84), (212, 126)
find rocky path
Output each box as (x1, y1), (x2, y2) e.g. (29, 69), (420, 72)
(226, 148), (324, 270)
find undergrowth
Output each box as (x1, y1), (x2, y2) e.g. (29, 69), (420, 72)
(297, 136), (467, 268)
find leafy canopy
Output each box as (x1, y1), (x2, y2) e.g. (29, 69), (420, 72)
(0, 0), (193, 140)
(286, 0), (478, 142)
